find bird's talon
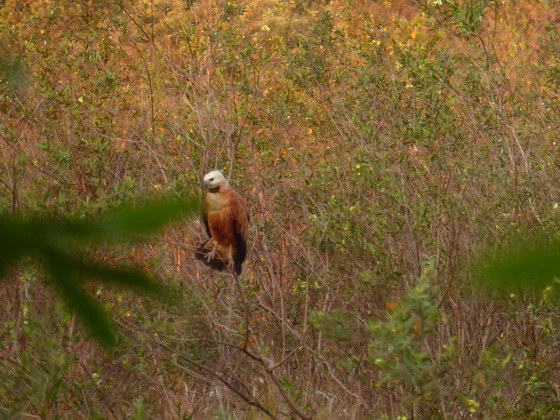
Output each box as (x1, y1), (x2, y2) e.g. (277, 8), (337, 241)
(206, 243), (219, 262)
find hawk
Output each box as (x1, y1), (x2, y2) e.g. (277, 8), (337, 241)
(195, 170), (249, 275)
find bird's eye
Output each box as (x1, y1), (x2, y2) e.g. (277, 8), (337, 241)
(210, 178), (214, 181)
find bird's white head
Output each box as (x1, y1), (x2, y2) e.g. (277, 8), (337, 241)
(203, 170), (227, 189)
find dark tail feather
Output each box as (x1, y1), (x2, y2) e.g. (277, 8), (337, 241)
(233, 231), (246, 276)
(195, 243), (227, 272)
(233, 255), (243, 275)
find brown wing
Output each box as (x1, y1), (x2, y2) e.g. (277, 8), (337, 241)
(230, 190), (249, 275)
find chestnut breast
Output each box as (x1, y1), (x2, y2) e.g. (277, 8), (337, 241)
(205, 191), (236, 246)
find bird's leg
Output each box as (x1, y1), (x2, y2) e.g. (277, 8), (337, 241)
(206, 241), (219, 262)
(227, 245), (234, 271)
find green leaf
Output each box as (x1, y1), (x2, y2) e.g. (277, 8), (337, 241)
(474, 236), (560, 294)
(0, 54), (27, 90)
(0, 218), (33, 275)
(50, 196), (198, 243)
(46, 263), (117, 347)
(96, 196), (198, 240)
(81, 261), (163, 295)
(0, 195), (198, 346)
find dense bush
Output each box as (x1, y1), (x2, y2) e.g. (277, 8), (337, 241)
(1, 0), (559, 418)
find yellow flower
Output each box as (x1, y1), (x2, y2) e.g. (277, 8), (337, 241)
(466, 399), (480, 413)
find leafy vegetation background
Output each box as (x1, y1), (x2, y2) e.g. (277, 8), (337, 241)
(1, 0), (559, 418)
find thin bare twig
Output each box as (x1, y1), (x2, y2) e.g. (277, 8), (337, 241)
(158, 341), (280, 420)
(116, 317), (278, 419)
(232, 272), (251, 350)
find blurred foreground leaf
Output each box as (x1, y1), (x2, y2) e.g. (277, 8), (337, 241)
(0, 196), (197, 346)
(474, 236), (560, 294)
(0, 53), (26, 90)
